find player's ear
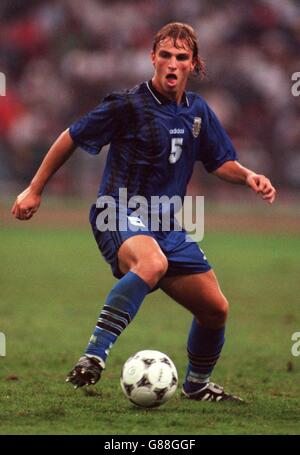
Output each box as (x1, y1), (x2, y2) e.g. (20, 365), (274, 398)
(151, 51), (156, 67)
(190, 59), (196, 73)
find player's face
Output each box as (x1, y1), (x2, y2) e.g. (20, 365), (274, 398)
(151, 38), (195, 102)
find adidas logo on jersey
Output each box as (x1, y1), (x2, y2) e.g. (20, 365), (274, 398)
(169, 128), (185, 135)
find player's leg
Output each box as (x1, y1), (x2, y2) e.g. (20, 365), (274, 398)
(83, 235), (168, 368)
(161, 270), (228, 328)
(117, 235), (169, 288)
(160, 271), (243, 402)
(67, 235), (168, 388)
(160, 270), (227, 385)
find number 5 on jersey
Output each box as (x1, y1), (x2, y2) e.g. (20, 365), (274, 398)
(169, 138), (183, 164)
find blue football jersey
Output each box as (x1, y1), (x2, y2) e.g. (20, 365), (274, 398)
(69, 81), (237, 203)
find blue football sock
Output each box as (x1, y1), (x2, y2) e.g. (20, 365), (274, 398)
(85, 271), (150, 366)
(184, 318), (225, 393)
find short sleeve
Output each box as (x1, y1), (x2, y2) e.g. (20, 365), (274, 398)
(198, 101), (238, 172)
(69, 93), (127, 155)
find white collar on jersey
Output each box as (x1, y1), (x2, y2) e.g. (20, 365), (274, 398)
(146, 80), (189, 107)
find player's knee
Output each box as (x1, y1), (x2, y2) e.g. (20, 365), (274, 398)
(217, 297), (229, 324)
(146, 254), (168, 284)
(212, 296), (229, 327)
(201, 296), (229, 328)
(134, 254), (168, 288)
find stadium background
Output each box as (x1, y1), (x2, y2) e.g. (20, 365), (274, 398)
(1, 0), (300, 435)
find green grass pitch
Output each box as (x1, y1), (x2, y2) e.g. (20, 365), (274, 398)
(1, 226), (300, 434)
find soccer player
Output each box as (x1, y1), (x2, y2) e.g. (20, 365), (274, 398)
(12, 23), (276, 402)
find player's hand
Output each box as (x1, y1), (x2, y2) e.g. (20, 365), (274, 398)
(246, 174), (276, 204)
(11, 186), (41, 220)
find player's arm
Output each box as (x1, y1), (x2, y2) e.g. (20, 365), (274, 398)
(12, 129), (76, 220)
(212, 160), (276, 204)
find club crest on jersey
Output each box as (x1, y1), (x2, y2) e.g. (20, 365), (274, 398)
(192, 117), (202, 138)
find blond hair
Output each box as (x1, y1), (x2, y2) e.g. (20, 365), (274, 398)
(152, 22), (206, 77)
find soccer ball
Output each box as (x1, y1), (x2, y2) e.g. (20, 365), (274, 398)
(120, 350), (178, 408)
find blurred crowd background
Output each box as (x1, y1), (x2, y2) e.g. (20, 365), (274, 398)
(0, 0), (299, 197)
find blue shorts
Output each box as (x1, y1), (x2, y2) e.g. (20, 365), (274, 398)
(89, 204), (211, 279)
